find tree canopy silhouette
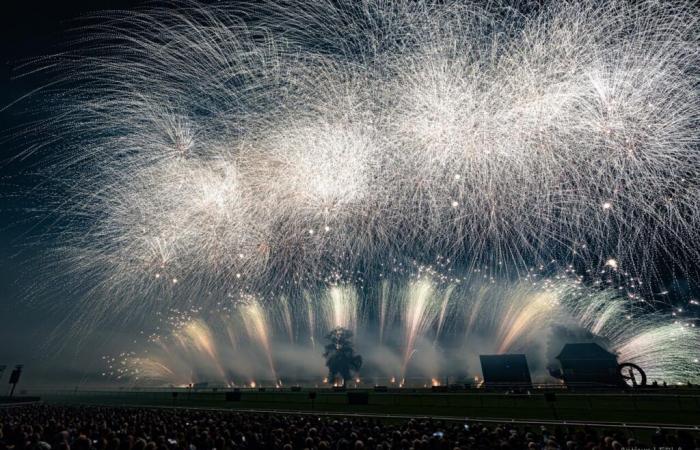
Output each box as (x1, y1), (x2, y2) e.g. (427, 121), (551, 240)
(323, 327), (362, 386)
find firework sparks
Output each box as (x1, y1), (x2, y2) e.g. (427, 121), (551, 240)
(110, 274), (699, 386)
(5, 0), (700, 384)
(8, 0), (695, 311)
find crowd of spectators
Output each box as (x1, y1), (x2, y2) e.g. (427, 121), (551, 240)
(0, 404), (697, 450)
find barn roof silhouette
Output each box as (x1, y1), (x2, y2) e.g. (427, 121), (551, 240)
(556, 343), (617, 361)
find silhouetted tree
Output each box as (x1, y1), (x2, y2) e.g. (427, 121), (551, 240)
(323, 327), (362, 386)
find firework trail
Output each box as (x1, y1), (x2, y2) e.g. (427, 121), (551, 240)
(240, 299), (277, 382)
(6, 0), (697, 316)
(3, 0), (699, 388)
(110, 274), (699, 386)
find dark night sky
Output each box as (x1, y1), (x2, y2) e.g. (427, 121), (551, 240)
(0, 0), (147, 386)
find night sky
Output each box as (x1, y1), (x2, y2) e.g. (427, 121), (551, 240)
(0, 0), (697, 388)
(0, 0), (146, 386)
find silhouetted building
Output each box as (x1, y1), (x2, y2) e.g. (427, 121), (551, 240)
(480, 354), (532, 387)
(549, 343), (620, 386)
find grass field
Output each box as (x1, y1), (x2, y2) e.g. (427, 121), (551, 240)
(36, 388), (700, 425)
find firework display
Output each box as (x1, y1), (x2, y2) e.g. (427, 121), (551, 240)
(108, 274), (698, 386)
(8, 0), (700, 384)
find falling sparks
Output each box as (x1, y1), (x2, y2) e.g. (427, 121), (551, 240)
(9, 0), (696, 313)
(6, 0), (700, 384)
(111, 274), (699, 386)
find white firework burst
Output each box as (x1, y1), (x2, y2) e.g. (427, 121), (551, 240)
(6, 0), (699, 321)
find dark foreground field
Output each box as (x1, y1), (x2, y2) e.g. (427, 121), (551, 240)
(31, 388), (700, 426)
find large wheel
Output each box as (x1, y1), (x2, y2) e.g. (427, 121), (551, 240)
(618, 362), (647, 387)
